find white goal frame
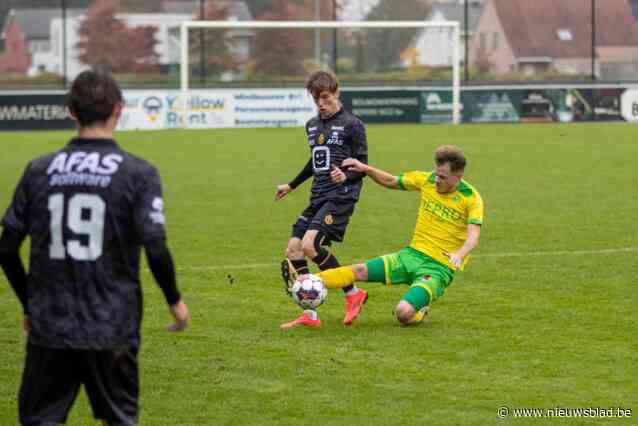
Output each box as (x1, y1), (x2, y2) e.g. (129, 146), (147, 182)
(180, 21), (461, 124)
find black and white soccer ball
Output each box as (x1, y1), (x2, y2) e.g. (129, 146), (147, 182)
(291, 274), (327, 310)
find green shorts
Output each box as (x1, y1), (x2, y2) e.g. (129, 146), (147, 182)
(365, 247), (454, 309)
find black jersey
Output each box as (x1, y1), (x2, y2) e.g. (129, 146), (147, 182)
(1, 138), (166, 350)
(305, 108), (368, 203)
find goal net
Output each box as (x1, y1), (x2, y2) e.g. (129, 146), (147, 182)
(179, 20), (461, 124)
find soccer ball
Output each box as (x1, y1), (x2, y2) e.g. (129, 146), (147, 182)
(291, 274), (327, 310)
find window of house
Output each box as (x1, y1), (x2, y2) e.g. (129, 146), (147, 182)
(493, 33), (499, 50)
(480, 33), (486, 51)
(558, 29), (572, 41)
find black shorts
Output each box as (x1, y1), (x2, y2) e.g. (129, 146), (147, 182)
(292, 199), (356, 243)
(19, 343), (139, 426)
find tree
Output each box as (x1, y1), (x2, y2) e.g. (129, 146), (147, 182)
(363, 0), (431, 71)
(76, 0), (159, 73)
(251, 0), (306, 77)
(76, 0), (128, 71)
(127, 26), (160, 72)
(189, 0), (238, 78)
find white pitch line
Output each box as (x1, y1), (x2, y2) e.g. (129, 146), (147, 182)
(476, 246), (638, 258)
(170, 246), (638, 272)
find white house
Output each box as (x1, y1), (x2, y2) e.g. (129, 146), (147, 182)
(0, 8), (84, 77)
(402, 0), (484, 68)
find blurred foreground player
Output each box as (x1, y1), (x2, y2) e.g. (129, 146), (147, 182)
(0, 69), (190, 425)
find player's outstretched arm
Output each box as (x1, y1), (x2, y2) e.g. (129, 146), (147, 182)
(145, 238), (190, 332)
(276, 159), (313, 201)
(341, 158), (400, 190)
(274, 184), (292, 201)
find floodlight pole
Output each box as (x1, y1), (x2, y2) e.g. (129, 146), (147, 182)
(314, 0), (320, 65)
(591, 0), (596, 80)
(200, 0), (205, 87)
(464, 0), (469, 82)
(332, 0), (338, 72)
(452, 22), (461, 125)
(62, 0), (67, 87)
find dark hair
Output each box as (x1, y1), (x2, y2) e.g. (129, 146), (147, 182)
(434, 145), (466, 173)
(305, 70), (339, 97)
(65, 69), (123, 127)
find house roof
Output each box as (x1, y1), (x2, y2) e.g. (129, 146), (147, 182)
(4, 9), (55, 39)
(162, 0), (252, 20)
(2, 8), (84, 40)
(493, 0), (638, 59)
(430, 1), (484, 32)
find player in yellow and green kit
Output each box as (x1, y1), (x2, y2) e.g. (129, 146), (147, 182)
(313, 145), (483, 326)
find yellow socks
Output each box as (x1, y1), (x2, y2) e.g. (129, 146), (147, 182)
(317, 266), (355, 289)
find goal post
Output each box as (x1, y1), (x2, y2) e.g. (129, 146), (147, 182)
(180, 20), (461, 124)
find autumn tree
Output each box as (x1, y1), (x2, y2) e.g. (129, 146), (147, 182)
(252, 0), (306, 78)
(189, 0), (238, 79)
(76, 0), (159, 73)
(76, 0), (129, 71)
(127, 26), (160, 72)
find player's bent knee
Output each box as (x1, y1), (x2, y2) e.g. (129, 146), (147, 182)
(395, 301), (416, 324)
(285, 246), (300, 259)
(286, 239), (303, 260)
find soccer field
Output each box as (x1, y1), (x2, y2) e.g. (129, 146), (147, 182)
(0, 123), (636, 425)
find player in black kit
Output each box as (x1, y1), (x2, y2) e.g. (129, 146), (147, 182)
(276, 70), (369, 329)
(0, 69), (190, 426)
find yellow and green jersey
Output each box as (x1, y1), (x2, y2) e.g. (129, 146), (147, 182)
(397, 170), (484, 271)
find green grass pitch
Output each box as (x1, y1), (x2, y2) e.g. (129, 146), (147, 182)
(0, 123), (636, 425)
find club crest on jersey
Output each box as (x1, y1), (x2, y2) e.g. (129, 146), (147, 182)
(324, 214), (334, 225)
(318, 134), (325, 145)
